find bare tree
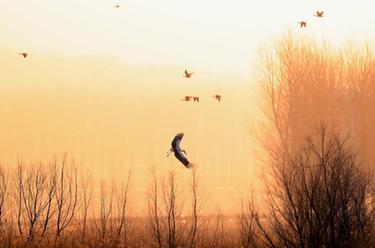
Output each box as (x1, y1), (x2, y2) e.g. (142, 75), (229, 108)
(148, 171), (163, 248)
(41, 162), (57, 238)
(207, 210), (226, 248)
(256, 126), (374, 248)
(15, 161), (24, 238)
(79, 171), (93, 244)
(54, 158), (79, 245)
(148, 171), (186, 248)
(162, 171), (182, 248)
(189, 170), (198, 248)
(98, 180), (114, 245)
(0, 165), (9, 245)
(238, 192), (258, 248)
(114, 170), (132, 247)
(20, 164), (50, 244)
(188, 169), (207, 248)
(255, 32), (375, 247)
(258, 32), (351, 157)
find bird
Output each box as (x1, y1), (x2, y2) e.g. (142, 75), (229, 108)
(314, 11), (324, 17)
(193, 96), (199, 103)
(184, 70), (194, 78)
(213, 95), (222, 102)
(182, 96), (193, 101)
(298, 21), (307, 28)
(18, 52), (28, 58)
(166, 133), (193, 169)
(115, 4), (120, 8)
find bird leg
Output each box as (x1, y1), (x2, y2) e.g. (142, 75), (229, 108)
(166, 149), (173, 157)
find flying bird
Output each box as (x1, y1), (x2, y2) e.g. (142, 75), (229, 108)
(193, 96), (199, 103)
(298, 21), (307, 28)
(314, 11), (324, 17)
(182, 96), (193, 101)
(213, 95), (222, 102)
(184, 70), (194, 78)
(115, 4), (120, 8)
(18, 52), (28, 58)
(167, 133), (193, 168)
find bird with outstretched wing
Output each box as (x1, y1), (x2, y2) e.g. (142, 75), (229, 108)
(298, 21), (307, 28)
(213, 94), (222, 102)
(167, 133), (193, 169)
(18, 52), (28, 58)
(315, 11), (324, 17)
(184, 70), (194, 78)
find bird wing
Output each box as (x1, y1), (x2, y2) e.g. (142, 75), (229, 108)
(174, 149), (190, 167)
(171, 134), (183, 150)
(184, 70), (188, 76)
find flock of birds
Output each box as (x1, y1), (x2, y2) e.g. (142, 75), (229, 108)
(298, 10), (324, 28)
(182, 70), (222, 103)
(182, 95), (222, 103)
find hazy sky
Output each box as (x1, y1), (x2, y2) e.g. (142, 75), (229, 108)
(0, 0), (374, 213)
(1, 0), (375, 75)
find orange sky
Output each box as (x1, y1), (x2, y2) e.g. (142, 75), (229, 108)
(0, 48), (262, 213)
(1, 0), (374, 214)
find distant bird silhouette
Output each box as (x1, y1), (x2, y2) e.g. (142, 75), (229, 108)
(184, 70), (194, 78)
(167, 133), (193, 168)
(193, 96), (199, 103)
(182, 96), (193, 101)
(314, 11), (324, 17)
(115, 4), (120, 8)
(298, 21), (307, 28)
(213, 95), (222, 102)
(18, 52), (28, 58)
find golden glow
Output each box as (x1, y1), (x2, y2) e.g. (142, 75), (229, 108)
(0, 0), (374, 213)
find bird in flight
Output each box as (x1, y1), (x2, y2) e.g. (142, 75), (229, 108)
(182, 96), (193, 101)
(115, 4), (120, 8)
(314, 11), (324, 17)
(298, 21), (307, 28)
(213, 95), (222, 102)
(18, 52), (28, 58)
(167, 133), (193, 169)
(184, 70), (194, 78)
(193, 96), (199, 103)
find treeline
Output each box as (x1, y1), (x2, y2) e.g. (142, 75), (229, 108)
(0, 127), (373, 248)
(0, 159), (240, 248)
(0, 158), (133, 248)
